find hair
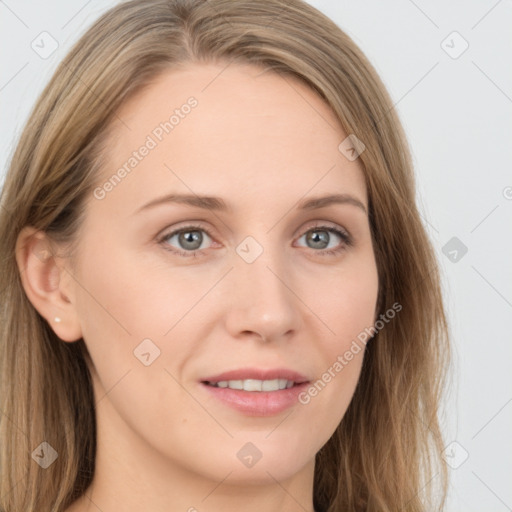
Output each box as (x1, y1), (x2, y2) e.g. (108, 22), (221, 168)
(0, 0), (452, 510)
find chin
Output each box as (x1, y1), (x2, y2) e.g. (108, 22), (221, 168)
(195, 440), (315, 485)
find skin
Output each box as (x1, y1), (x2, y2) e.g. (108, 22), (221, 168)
(16, 62), (379, 512)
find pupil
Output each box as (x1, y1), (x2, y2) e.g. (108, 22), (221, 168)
(308, 230), (328, 249)
(180, 230), (202, 250)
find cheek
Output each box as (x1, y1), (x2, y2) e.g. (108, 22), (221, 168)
(73, 242), (213, 409)
(72, 245), (161, 388)
(297, 339), (365, 448)
(298, 255), (377, 432)
(318, 253), (379, 344)
(73, 247), (195, 454)
(75, 241), (196, 341)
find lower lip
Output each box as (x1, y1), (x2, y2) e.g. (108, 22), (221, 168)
(200, 382), (310, 416)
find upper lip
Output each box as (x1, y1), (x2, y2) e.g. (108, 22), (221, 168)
(201, 367), (310, 384)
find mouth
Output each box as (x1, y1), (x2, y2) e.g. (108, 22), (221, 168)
(199, 368), (311, 416)
(201, 378), (303, 391)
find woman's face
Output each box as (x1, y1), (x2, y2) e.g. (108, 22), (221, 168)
(64, 62), (379, 486)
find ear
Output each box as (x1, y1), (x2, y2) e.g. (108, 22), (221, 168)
(15, 226), (83, 342)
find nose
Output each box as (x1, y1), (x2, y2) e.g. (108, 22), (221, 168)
(223, 244), (303, 344)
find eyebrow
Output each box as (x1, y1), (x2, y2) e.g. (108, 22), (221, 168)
(134, 192), (367, 215)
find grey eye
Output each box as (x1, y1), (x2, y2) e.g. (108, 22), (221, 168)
(298, 227), (345, 251)
(162, 228), (212, 252)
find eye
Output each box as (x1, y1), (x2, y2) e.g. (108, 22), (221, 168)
(295, 223), (352, 257)
(158, 224), (215, 258)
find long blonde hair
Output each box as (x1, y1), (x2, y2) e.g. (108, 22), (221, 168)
(0, 0), (451, 510)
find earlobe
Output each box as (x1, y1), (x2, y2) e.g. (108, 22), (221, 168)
(15, 226), (83, 342)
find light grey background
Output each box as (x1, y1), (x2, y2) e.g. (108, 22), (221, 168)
(1, 1), (511, 510)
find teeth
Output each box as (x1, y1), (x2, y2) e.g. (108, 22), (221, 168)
(262, 379), (278, 391)
(279, 378), (288, 390)
(209, 379), (295, 391)
(227, 380), (243, 390)
(244, 379), (262, 391)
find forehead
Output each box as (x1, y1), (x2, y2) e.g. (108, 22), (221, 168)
(91, 62), (367, 218)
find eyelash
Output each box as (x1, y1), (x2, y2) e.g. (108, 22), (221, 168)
(158, 222), (353, 258)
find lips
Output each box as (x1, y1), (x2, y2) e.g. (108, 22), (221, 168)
(199, 367), (311, 416)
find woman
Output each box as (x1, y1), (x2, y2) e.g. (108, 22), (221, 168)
(0, 0), (451, 510)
